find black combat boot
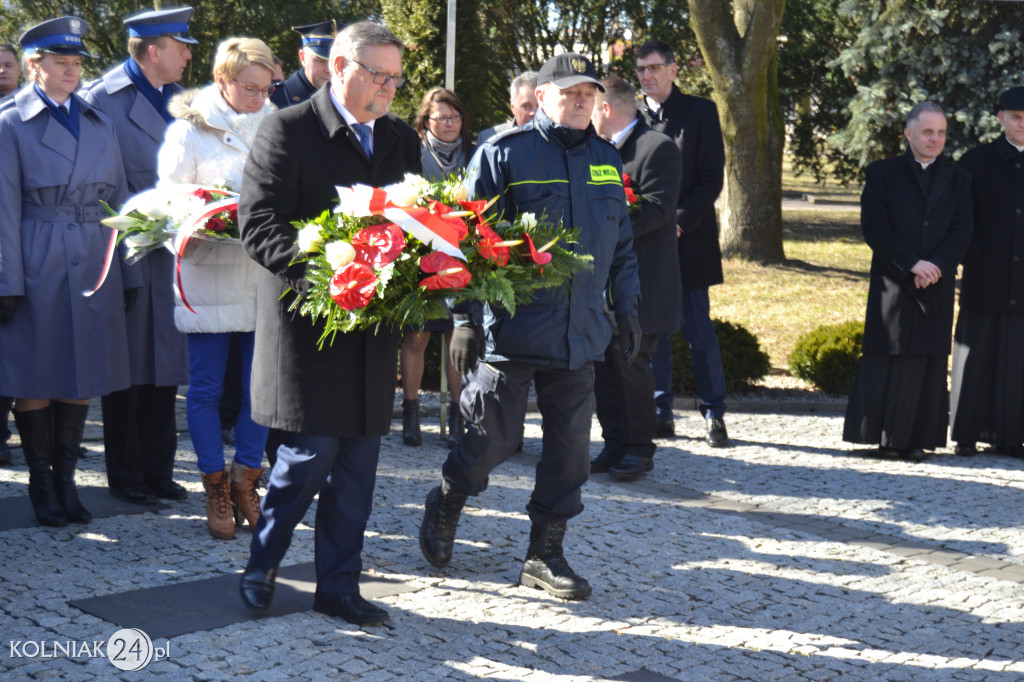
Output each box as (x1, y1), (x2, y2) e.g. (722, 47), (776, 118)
(419, 483), (467, 567)
(402, 399), (422, 446)
(446, 399), (464, 449)
(14, 406), (67, 527)
(51, 402), (92, 523)
(519, 521), (592, 600)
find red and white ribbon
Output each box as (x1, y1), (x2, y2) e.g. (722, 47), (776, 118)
(174, 196), (239, 314)
(82, 227), (119, 297)
(336, 184), (465, 261)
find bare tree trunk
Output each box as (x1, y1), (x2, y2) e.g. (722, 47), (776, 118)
(689, 0), (787, 263)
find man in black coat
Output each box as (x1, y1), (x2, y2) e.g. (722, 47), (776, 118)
(843, 102), (973, 461)
(237, 21), (421, 627)
(637, 40), (730, 448)
(950, 86), (1024, 458)
(590, 75), (682, 480)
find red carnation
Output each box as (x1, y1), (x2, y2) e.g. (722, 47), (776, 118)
(623, 173), (638, 204)
(419, 252), (471, 290)
(351, 223), (406, 268)
(228, 207), (239, 223)
(329, 262), (378, 309)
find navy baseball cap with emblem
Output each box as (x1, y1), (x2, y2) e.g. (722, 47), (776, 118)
(124, 6), (198, 45)
(538, 53), (605, 92)
(293, 20), (338, 60)
(19, 16), (93, 57)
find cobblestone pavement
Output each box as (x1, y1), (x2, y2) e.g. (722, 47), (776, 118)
(2, 398), (1024, 681)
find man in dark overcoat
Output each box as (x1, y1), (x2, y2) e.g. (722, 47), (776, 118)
(843, 102), (973, 460)
(950, 87), (1024, 458)
(590, 75), (682, 480)
(636, 40), (730, 448)
(80, 7), (195, 505)
(237, 21), (421, 627)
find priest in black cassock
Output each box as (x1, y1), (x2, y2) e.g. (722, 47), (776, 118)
(950, 87), (1024, 458)
(843, 102), (973, 461)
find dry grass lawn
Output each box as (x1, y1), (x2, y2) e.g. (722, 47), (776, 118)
(711, 207), (870, 370)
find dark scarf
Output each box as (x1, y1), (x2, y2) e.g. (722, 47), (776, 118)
(34, 83), (79, 140)
(124, 58), (174, 124)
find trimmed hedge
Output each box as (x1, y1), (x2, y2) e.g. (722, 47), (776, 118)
(788, 320), (863, 395)
(670, 319), (771, 394)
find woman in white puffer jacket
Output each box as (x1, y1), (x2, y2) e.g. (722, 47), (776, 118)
(156, 37), (274, 541)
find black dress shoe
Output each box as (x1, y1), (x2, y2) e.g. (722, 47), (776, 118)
(313, 592), (390, 626)
(589, 446), (624, 473)
(954, 443), (977, 457)
(0, 441), (11, 466)
(655, 419), (675, 438)
(609, 454), (653, 481)
(110, 485), (158, 505)
(899, 448), (928, 462)
(706, 418), (729, 448)
(149, 479), (188, 500)
(240, 561), (278, 611)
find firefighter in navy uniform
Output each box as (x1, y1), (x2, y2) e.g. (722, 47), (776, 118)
(269, 20), (336, 109)
(418, 52), (642, 601)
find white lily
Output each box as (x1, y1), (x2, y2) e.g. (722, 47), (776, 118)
(101, 215), (143, 230)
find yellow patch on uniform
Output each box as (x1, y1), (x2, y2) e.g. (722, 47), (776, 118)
(589, 165), (620, 183)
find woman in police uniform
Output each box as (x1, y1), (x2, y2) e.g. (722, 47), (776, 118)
(0, 17), (133, 527)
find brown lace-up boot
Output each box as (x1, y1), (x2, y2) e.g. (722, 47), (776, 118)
(229, 461), (263, 530)
(201, 470), (234, 540)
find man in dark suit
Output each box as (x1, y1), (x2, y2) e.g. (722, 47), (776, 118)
(843, 102), (973, 461)
(81, 7), (195, 505)
(269, 20), (336, 109)
(237, 21), (421, 627)
(637, 40), (730, 448)
(590, 75), (682, 480)
(950, 87), (1024, 458)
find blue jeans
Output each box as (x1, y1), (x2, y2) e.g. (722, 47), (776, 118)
(186, 332), (268, 474)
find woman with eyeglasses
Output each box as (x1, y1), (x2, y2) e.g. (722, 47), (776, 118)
(156, 37), (273, 540)
(399, 87), (476, 448)
(0, 17), (133, 527)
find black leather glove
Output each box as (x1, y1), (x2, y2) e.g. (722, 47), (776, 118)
(124, 288), (139, 312)
(616, 313), (643, 367)
(449, 322), (484, 375)
(0, 296), (21, 325)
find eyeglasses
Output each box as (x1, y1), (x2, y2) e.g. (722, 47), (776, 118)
(352, 59), (407, 88)
(634, 63), (673, 77)
(232, 79), (275, 98)
(429, 114), (463, 125)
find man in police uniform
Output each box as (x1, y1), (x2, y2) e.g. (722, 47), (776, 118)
(269, 20), (336, 109)
(81, 7), (194, 505)
(419, 52), (642, 601)
(476, 70), (538, 144)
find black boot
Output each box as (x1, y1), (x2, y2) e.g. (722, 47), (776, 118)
(419, 483), (467, 567)
(446, 399), (464, 449)
(519, 522), (592, 600)
(14, 406), (67, 527)
(52, 403), (92, 524)
(402, 399), (422, 446)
